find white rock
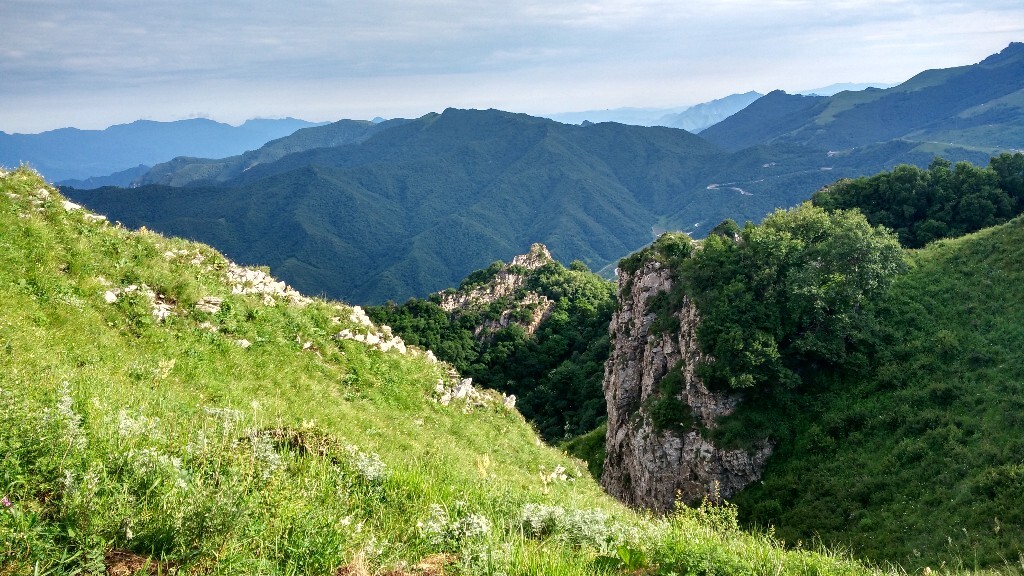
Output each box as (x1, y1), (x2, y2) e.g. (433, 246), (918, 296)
(103, 291), (118, 304)
(194, 297), (222, 314)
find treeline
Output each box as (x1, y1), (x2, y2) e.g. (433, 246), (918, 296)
(367, 258), (616, 441)
(812, 152), (1024, 247)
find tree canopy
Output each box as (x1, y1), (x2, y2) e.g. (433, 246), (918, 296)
(679, 203), (905, 391)
(812, 153), (1024, 248)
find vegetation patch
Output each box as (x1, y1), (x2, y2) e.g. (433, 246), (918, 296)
(812, 153), (1024, 248)
(646, 361), (695, 434)
(369, 258), (616, 441)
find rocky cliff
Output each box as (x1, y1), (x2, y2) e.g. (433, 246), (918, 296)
(601, 258), (772, 512)
(438, 243), (556, 339)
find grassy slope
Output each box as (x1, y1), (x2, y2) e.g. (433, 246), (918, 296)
(734, 216), (1024, 570)
(0, 167), (879, 575)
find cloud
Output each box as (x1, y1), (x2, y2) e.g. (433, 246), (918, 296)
(2, 0), (1023, 132)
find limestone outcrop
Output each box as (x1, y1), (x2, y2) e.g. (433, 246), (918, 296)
(437, 243), (556, 339)
(601, 259), (771, 512)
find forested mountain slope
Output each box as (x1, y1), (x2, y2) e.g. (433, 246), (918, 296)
(367, 244), (616, 442)
(66, 109), (725, 304)
(66, 103), (994, 305)
(703, 42), (1024, 154)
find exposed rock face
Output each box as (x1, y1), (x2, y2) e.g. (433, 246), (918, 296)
(437, 243), (556, 338)
(601, 259), (772, 512)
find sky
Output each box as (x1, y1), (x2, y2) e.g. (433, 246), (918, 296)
(2, 0), (1023, 134)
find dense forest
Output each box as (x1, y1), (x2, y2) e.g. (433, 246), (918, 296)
(813, 153), (1024, 247)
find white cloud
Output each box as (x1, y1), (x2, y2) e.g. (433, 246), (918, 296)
(1, 0), (1022, 132)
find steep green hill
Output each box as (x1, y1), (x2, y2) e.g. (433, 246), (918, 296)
(603, 158), (1024, 569)
(731, 214), (1024, 569)
(0, 166), (886, 576)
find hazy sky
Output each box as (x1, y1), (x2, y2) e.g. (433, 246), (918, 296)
(2, 0), (1022, 133)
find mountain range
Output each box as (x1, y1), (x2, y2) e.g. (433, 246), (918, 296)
(64, 43), (1024, 305)
(0, 117), (326, 183)
(543, 91), (762, 132)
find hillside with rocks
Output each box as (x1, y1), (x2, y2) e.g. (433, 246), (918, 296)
(368, 243), (617, 441)
(1, 165), (892, 575)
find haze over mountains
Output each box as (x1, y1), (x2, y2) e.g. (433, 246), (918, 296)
(57, 43), (1024, 305)
(543, 91), (762, 132)
(0, 117), (326, 183)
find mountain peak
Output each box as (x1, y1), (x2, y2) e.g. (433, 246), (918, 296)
(511, 243), (553, 270)
(979, 42), (1024, 67)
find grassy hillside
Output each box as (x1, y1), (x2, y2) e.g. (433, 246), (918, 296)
(731, 215), (1024, 569)
(1, 166), (887, 575)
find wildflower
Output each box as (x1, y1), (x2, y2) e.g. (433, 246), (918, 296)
(1, 496), (12, 508)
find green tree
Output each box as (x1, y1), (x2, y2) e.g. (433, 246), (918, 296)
(682, 203), (904, 391)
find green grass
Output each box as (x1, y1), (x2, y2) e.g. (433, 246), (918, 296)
(733, 216), (1024, 570)
(0, 166), (896, 575)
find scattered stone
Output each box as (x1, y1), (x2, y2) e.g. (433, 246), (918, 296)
(101, 283), (176, 322)
(349, 306), (372, 326)
(225, 263), (309, 306)
(235, 339), (252, 349)
(151, 295), (174, 322)
(194, 296), (223, 314)
(433, 377), (516, 412)
(62, 200), (82, 211)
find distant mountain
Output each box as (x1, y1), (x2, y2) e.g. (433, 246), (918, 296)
(66, 103), (992, 305)
(797, 82), (895, 96)
(656, 91), (763, 133)
(136, 118), (414, 187)
(703, 42), (1024, 153)
(0, 117), (327, 182)
(59, 44), (1024, 306)
(544, 92), (762, 132)
(57, 164), (151, 189)
(698, 91), (827, 151)
(543, 106), (689, 127)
